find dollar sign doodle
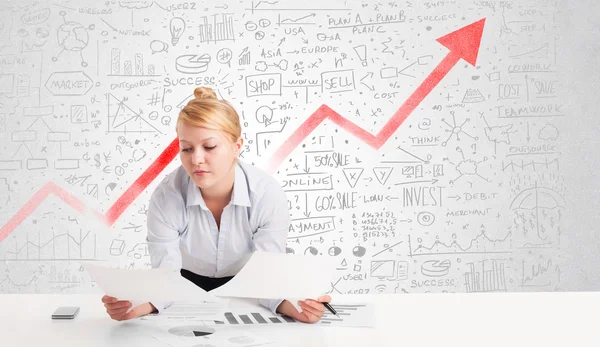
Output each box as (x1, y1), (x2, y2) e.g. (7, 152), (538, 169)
(94, 154), (101, 168)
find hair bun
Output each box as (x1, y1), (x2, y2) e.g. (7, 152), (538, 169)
(194, 87), (217, 100)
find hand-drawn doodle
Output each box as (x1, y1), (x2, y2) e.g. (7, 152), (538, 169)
(175, 54), (212, 74)
(169, 17), (186, 46)
(52, 11), (94, 67)
(0, 2), (581, 296)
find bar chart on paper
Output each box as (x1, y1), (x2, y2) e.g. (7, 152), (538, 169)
(207, 304), (375, 327)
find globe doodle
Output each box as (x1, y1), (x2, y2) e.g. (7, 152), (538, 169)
(52, 11), (94, 67)
(57, 22), (88, 51)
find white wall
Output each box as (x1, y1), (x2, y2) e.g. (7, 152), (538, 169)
(1, 0), (596, 295)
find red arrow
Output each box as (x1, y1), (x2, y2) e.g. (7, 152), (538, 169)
(104, 138), (180, 224)
(266, 18), (486, 173)
(0, 18), (485, 243)
(0, 139), (180, 243)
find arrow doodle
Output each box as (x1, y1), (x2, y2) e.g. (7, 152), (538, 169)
(266, 18), (486, 173)
(0, 19), (486, 243)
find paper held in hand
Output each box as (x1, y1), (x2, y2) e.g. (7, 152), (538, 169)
(82, 263), (219, 303)
(209, 251), (337, 299)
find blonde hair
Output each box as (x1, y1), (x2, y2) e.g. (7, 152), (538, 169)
(176, 87), (241, 144)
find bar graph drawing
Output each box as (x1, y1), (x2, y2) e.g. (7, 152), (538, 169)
(109, 48), (158, 77)
(218, 311), (296, 325)
(464, 259), (507, 293)
(198, 14), (235, 43)
(207, 304), (374, 327)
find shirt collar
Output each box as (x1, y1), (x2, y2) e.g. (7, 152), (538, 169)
(231, 162), (251, 207)
(185, 162), (251, 208)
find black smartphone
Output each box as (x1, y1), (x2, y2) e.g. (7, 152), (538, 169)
(51, 306), (80, 319)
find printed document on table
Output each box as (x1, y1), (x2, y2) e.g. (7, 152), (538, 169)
(141, 300), (229, 322)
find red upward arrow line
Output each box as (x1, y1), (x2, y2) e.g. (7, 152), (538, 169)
(0, 18), (485, 243)
(0, 138), (181, 243)
(267, 18), (486, 173)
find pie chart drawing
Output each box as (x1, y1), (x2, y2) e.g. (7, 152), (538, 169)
(175, 54), (211, 74)
(328, 246), (342, 256)
(304, 246), (318, 255)
(168, 326), (216, 337)
(421, 260), (451, 277)
(256, 105), (274, 126)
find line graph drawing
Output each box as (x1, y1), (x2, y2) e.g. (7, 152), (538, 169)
(265, 19), (486, 172)
(0, 272), (40, 291)
(2, 227), (97, 261)
(408, 230), (511, 257)
(0, 138), (179, 242)
(520, 258), (560, 288)
(0, 19), (487, 245)
(278, 13), (317, 25)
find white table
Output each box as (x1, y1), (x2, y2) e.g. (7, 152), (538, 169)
(0, 292), (597, 347)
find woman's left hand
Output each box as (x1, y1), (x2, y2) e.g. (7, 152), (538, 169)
(278, 295), (332, 323)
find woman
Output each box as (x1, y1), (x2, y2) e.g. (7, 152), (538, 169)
(102, 87), (331, 323)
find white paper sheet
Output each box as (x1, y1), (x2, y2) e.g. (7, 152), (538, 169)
(82, 263), (219, 303)
(140, 300), (229, 322)
(197, 302), (376, 328)
(210, 251), (337, 300)
(150, 325), (273, 347)
(317, 302), (376, 327)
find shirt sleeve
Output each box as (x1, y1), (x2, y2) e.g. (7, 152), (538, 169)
(146, 184), (185, 313)
(252, 180), (291, 314)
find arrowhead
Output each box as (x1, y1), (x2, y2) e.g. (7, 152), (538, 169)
(436, 18), (486, 66)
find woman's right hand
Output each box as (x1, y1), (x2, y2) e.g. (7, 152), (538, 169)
(101, 295), (156, 321)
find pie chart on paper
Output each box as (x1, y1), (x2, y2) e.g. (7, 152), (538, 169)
(168, 325), (216, 337)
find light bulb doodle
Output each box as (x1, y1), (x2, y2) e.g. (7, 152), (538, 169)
(169, 17), (186, 46)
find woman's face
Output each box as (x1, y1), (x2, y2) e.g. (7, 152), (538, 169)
(177, 122), (242, 190)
